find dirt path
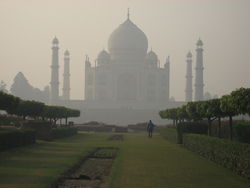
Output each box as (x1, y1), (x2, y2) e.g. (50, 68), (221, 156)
(53, 146), (118, 188)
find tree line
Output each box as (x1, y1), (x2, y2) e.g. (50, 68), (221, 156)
(0, 91), (80, 125)
(159, 87), (250, 140)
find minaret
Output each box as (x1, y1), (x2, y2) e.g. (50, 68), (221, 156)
(50, 37), (59, 104)
(62, 50), (70, 100)
(164, 56), (170, 101)
(185, 51), (193, 102)
(194, 38), (204, 101)
(84, 55), (92, 100)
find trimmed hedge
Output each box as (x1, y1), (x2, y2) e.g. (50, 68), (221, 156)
(183, 134), (250, 179)
(0, 114), (23, 127)
(159, 127), (177, 144)
(180, 121), (208, 134)
(51, 127), (78, 139)
(0, 129), (36, 151)
(234, 122), (250, 143)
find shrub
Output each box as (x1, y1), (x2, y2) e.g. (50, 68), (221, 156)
(0, 114), (23, 127)
(183, 134), (250, 179)
(0, 129), (36, 151)
(22, 120), (52, 141)
(51, 127), (77, 139)
(180, 121), (208, 134)
(160, 127), (177, 144)
(234, 121), (250, 143)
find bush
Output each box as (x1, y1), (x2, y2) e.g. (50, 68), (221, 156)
(234, 121), (250, 143)
(22, 120), (52, 141)
(0, 129), (36, 151)
(51, 127), (77, 139)
(180, 121), (208, 134)
(0, 114), (23, 127)
(183, 134), (250, 179)
(160, 127), (177, 144)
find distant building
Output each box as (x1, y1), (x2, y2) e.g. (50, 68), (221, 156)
(50, 37), (60, 105)
(10, 72), (49, 103)
(185, 51), (193, 102)
(46, 11), (206, 124)
(85, 14), (169, 104)
(194, 39), (204, 101)
(62, 50), (70, 101)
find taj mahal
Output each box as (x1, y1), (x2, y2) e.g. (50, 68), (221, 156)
(50, 12), (205, 125)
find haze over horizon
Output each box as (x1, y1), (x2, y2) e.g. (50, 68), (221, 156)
(0, 0), (249, 101)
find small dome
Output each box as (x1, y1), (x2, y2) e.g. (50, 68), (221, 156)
(146, 50), (158, 63)
(187, 51), (192, 58)
(64, 50), (70, 56)
(97, 50), (110, 66)
(97, 50), (110, 60)
(196, 38), (203, 46)
(52, 37), (59, 44)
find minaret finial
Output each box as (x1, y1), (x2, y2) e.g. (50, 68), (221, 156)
(127, 8), (130, 19)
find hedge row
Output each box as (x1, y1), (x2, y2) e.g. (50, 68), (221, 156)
(51, 127), (78, 139)
(234, 122), (250, 143)
(0, 129), (36, 151)
(159, 127), (177, 144)
(0, 115), (23, 126)
(183, 134), (250, 179)
(179, 121), (208, 135)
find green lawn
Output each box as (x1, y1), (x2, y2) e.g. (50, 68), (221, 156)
(109, 133), (250, 188)
(0, 133), (111, 188)
(0, 132), (249, 188)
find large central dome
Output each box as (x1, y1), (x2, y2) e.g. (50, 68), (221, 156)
(108, 17), (148, 62)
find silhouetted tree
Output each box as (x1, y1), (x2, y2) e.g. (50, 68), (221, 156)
(220, 95), (238, 140)
(0, 91), (20, 112)
(9, 100), (45, 120)
(0, 80), (8, 93)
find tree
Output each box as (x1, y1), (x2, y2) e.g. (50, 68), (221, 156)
(0, 91), (20, 112)
(177, 105), (190, 122)
(8, 100), (45, 120)
(64, 109), (80, 125)
(0, 80), (8, 93)
(186, 101), (203, 121)
(200, 99), (225, 136)
(159, 108), (178, 126)
(220, 95), (238, 140)
(231, 88), (250, 115)
(42, 106), (64, 125)
(211, 98), (226, 138)
(42, 106), (80, 126)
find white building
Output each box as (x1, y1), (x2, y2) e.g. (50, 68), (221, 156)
(50, 13), (204, 125)
(85, 14), (170, 105)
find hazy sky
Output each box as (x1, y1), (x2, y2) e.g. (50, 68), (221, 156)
(0, 0), (249, 101)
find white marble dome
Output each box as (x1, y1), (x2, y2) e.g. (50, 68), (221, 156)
(108, 18), (148, 62)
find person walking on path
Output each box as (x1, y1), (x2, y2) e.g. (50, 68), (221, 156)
(147, 120), (155, 138)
